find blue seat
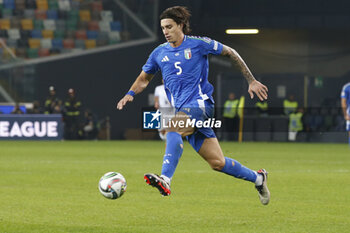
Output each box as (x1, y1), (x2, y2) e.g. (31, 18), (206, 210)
(4, 0), (15, 9)
(52, 38), (63, 49)
(110, 21), (121, 31)
(31, 29), (42, 38)
(86, 30), (98, 39)
(47, 10), (58, 20)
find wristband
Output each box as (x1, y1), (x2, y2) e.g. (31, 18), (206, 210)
(126, 90), (135, 97)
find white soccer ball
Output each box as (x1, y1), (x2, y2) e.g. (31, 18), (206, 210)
(98, 172), (127, 199)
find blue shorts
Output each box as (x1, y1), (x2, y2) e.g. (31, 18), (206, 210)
(347, 108), (350, 131)
(176, 99), (216, 152)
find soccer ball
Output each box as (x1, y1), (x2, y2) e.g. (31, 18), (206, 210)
(98, 172), (127, 199)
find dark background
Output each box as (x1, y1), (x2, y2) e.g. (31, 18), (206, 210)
(32, 0), (350, 139)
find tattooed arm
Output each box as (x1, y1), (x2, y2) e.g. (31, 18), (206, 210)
(221, 45), (268, 101)
(221, 45), (256, 84)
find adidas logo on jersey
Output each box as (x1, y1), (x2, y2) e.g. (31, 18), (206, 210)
(161, 56), (170, 62)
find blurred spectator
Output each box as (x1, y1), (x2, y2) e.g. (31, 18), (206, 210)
(320, 107), (333, 131)
(222, 92), (239, 140)
(52, 100), (63, 114)
(63, 88), (82, 140)
(11, 103), (24, 114)
(83, 109), (98, 140)
(44, 86), (61, 114)
(27, 100), (43, 114)
(255, 101), (268, 116)
(304, 108), (323, 132)
(288, 107), (304, 141)
(283, 94), (298, 115)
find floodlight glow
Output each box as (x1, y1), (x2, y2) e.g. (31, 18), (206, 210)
(225, 29), (259, 34)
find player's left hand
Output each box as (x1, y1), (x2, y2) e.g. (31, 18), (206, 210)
(248, 80), (268, 101)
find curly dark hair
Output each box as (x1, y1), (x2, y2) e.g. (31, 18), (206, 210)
(160, 6), (191, 34)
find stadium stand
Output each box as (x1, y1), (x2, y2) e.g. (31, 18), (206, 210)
(0, 0), (122, 59)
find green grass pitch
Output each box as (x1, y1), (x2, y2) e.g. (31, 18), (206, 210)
(0, 141), (349, 233)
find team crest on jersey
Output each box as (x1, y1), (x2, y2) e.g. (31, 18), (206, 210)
(184, 48), (192, 60)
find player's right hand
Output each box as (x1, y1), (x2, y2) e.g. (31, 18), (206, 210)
(346, 114), (350, 121)
(117, 95), (134, 110)
(154, 102), (159, 110)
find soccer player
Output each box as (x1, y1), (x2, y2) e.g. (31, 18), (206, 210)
(117, 6), (270, 205)
(341, 82), (350, 145)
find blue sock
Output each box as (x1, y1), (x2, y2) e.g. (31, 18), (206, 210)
(220, 157), (257, 183)
(161, 132), (184, 179)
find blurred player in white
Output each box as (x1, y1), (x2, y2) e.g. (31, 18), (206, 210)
(341, 82), (350, 145)
(154, 81), (175, 140)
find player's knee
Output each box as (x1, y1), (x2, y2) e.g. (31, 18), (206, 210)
(209, 159), (225, 171)
(166, 126), (194, 137)
(166, 127), (183, 137)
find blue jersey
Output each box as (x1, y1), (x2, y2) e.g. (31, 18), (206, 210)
(341, 82), (350, 114)
(142, 35), (223, 109)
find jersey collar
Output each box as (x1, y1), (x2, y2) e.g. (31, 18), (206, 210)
(167, 35), (187, 51)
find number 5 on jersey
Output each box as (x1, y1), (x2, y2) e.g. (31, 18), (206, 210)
(174, 62), (182, 75)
